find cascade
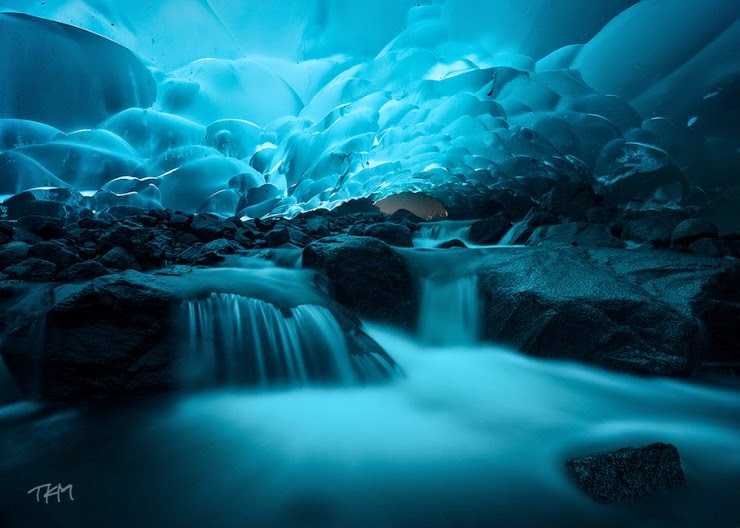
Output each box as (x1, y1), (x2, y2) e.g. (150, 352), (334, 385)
(182, 293), (377, 387)
(418, 275), (481, 346)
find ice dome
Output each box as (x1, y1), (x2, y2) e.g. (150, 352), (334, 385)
(0, 0), (738, 228)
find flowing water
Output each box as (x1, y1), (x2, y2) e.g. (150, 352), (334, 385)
(418, 275), (481, 346)
(414, 220), (474, 248)
(0, 254), (739, 527)
(181, 293), (357, 387)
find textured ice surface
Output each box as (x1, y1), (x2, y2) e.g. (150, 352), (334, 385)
(0, 1), (737, 218)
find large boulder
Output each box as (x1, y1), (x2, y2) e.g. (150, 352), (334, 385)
(0, 271), (177, 400)
(0, 269), (401, 401)
(476, 247), (701, 376)
(526, 222), (625, 249)
(566, 443), (686, 503)
(303, 235), (416, 328)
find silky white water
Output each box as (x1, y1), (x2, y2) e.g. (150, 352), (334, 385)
(1, 322), (739, 527)
(418, 275), (481, 346)
(182, 293), (357, 387)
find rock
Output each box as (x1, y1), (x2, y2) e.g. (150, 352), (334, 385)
(201, 238), (237, 256)
(266, 227), (291, 248)
(16, 215), (64, 239)
(189, 213), (226, 242)
(0, 272), (177, 400)
(303, 235), (416, 328)
(58, 260), (109, 281)
(328, 198), (379, 217)
(435, 239), (467, 249)
(616, 209), (694, 247)
(671, 219), (720, 248)
(469, 215), (512, 245)
(389, 209), (425, 229)
(28, 241), (81, 270)
(477, 247), (699, 376)
(566, 443), (685, 503)
(78, 216), (112, 230)
(688, 237), (731, 258)
(581, 248), (740, 366)
(585, 206), (611, 224)
(540, 183), (600, 219)
(0, 242), (30, 269)
(4, 258), (56, 281)
(499, 210), (560, 245)
(526, 222), (625, 249)
(100, 247), (141, 271)
(360, 222), (413, 247)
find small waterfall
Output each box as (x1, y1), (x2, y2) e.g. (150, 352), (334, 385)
(418, 275), (482, 346)
(414, 221), (472, 248)
(181, 293), (360, 388)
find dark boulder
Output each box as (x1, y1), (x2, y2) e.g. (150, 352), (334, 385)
(566, 443), (685, 503)
(540, 182), (600, 219)
(58, 260), (109, 281)
(615, 209), (694, 247)
(526, 222), (625, 249)
(100, 247), (141, 271)
(359, 222), (413, 248)
(0, 272), (177, 400)
(4, 258), (56, 281)
(469, 215), (512, 246)
(28, 240), (81, 270)
(499, 210), (560, 245)
(0, 242), (30, 269)
(476, 247), (699, 376)
(688, 237), (732, 258)
(266, 227), (291, 248)
(16, 215), (64, 239)
(435, 239), (467, 249)
(303, 235), (416, 328)
(671, 218), (719, 248)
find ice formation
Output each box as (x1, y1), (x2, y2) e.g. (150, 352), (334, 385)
(0, 1), (737, 221)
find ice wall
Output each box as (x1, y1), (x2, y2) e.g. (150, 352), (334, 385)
(0, 1), (737, 221)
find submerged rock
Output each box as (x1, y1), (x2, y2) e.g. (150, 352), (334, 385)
(566, 443), (686, 503)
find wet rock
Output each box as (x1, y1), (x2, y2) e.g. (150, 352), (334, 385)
(500, 210), (560, 245)
(17, 215), (64, 239)
(303, 235), (416, 328)
(436, 239), (467, 249)
(671, 219), (719, 248)
(266, 227), (291, 248)
(189, 213), (226, 242)
(527, 222), (625, 249)
(58, 260), (109, 281)
(0, 242), (30, 269)
(477, 247), (699, 376)
(469, 215), (512, 246)
(585, 206), (611, 224)
(28, 241), (81, 270)
(616, 209), (694, 247)
(0, 272), (177, 400)
(566, 443), (685, 503)
(100, 247), (141, 271)
(540, 183), (600, 219)
(4, 258), (56, 281)
(688, 237), (731, 258)
(359, 222), (413, 248)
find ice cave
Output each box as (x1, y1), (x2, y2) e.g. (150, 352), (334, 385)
(0, 1), (738, 526)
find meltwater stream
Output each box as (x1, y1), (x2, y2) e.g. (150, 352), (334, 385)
(0, 255), (739, 527)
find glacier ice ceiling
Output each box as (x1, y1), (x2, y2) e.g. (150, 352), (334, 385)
(0, 0), (738, 224)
